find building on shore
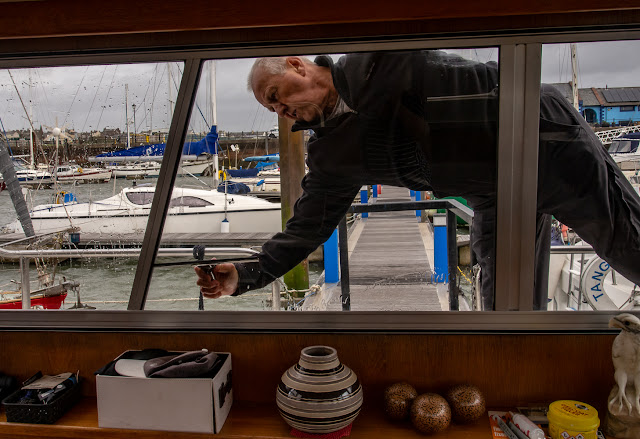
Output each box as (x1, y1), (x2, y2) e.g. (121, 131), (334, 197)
(551, 82), (640, 126)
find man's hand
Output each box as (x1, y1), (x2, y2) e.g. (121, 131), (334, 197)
(195, 263), (239, 299)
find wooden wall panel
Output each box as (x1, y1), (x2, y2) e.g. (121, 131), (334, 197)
(0, 0), (639, 41)
(0, 11), (639, 65)
(0, 331), (616, 415)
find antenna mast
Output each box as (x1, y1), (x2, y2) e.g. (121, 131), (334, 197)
(571, 43), (579, 111)
(125, 84), (130, 148)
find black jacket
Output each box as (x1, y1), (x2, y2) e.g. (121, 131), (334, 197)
(234, 50), (501, 294)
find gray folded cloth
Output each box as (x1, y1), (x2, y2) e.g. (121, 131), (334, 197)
(143, 350), (218, 378)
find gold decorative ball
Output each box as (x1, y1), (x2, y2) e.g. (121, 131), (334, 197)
(410, 393), (451, 434)
(445, 384), (486, 424)
(384, 382), (418, 421)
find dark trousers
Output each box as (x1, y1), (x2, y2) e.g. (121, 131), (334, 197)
(473, 84), (640, 310)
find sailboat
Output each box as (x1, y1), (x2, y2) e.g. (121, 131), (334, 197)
(90, 63), (222, 181)
(0, 125), (80, 310)
(90, 125), (219, 178)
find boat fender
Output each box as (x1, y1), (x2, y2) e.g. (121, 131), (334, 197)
(221, 218), (230, 233)
(580, 256), (618, 310)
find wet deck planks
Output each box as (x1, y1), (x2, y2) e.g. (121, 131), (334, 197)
(322, 186), (444, 311)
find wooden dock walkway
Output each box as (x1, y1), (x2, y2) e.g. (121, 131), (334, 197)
(305, 186), (447, 311)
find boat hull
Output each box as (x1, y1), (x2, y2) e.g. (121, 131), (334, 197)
(110, 160), (214, 179)
(24, 208), (282, 235)
(56, 169), (113, 184)
(0, 292), (67, 310)
(2, 186), (283, 236)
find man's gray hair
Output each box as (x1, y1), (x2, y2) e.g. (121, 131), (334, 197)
(247, 56), (314, 92)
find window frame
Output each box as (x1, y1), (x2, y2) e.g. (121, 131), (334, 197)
(0, 29), (639, 332)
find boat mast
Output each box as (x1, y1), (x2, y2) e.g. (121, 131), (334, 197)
(28, 71), (34, 169)
(168, 63), (173, 132)
(8, 71), (37, 162)
(53, 123), (61, 182)
(571, 43), (579, 111)
(211, 61), (219, 188)
(125, 83), (130, 148)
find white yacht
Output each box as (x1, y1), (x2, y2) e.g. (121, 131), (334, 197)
(2, 185), (282, 235)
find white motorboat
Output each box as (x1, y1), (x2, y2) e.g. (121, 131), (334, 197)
(225, 168), (282, 193)
(15, 167), (54, 188)
(54, 165), (113, 183)
(1, 185), (282, 235)
(609, 132), (640, 172)
(548, 245), (640, 311)
(623, 170), (640, 196)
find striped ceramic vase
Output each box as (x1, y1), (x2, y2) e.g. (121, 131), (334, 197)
(276, 345), (363, 433)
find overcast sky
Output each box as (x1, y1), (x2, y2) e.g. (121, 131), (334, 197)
(0, 41), (639, 134)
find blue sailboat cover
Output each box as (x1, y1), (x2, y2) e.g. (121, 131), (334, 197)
(96, 125), (219, 159)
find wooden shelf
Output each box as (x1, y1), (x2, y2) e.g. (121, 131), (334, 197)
(0, 398), (493, 439)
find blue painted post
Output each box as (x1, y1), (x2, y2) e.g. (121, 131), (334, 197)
(432, 213), (448, 283)
(415, 190), (422, 221)
(410, 190), (415, 200)
(323, 229), (339, 283)
(360, 186), (368, 219)
(372, 184), (378, 201)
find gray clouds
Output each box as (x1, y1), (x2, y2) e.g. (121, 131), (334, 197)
(1, 41), (639, 134)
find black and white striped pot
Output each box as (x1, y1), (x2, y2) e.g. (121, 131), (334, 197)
(276, 345), (363, 433)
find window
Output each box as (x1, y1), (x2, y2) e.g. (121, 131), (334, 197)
(609, 140), (635, 154)
(0, 30), (639, 330)
(541, 41), (640, 312)
(140, 50), (501, 312)
(169, 196), (214, 208)
(126, 191), (155, 205)
(0, 61), (185, 311)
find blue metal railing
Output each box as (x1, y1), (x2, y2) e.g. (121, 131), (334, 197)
(334, 199), (474, 311)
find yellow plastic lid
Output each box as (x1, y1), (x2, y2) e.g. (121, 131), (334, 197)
(548, 400), (600, 431)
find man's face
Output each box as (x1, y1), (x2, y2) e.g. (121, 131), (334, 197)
(252, 57), (328, 123)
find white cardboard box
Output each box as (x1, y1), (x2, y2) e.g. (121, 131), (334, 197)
(96, 351), (232, 434)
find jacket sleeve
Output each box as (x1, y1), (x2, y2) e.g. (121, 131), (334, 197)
(232, 171), (361, 295)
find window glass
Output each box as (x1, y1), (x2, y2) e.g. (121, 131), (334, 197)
(126, 191), (155, 205)
(169, 196), (214, 208)
(0, 62), (184, 310)
(144, 49), (500, 312)
(541, 41), (640, 311)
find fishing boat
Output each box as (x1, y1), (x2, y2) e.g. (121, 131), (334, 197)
(1, 185), (282, 236)
(0, 279), (78, 310)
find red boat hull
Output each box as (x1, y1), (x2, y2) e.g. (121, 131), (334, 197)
(0, 293), (67, 310)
